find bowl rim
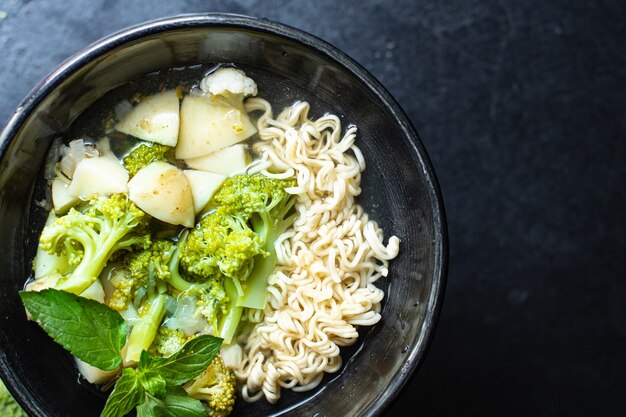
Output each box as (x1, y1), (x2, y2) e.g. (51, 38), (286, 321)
(0, 12), (448, 417)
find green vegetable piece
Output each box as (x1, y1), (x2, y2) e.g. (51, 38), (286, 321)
(123, 143), (172, 177)
(137, 386), (206, 417)
(39, 193), (151, 295)
(19, 289), (126, 371)
(125, 293), (168, 364)
(183, 355), (237, 417)
(218, 277), (243, 345)
(180, 173), (296, 310)
(101, 368), (145, 417)
(140, 372), (167, 400)
(140, 335), (222, 386)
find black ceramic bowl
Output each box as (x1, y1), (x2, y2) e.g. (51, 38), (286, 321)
(0, 14), (446, 417)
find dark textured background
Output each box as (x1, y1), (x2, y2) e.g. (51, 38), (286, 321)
(1, 0), (625, 416)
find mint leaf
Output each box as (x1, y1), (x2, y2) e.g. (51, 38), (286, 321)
(139, 368), (167, 399)
(101, 368), (145, 417)
(140, 335), (222, 385)
(19, 289), (126, 371)
(137, 387), (206, 417)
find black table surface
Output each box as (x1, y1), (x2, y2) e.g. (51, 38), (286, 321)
(1, 1), (625, 416)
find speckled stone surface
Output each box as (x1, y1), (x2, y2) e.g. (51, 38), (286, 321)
(1, 1), (626, 416)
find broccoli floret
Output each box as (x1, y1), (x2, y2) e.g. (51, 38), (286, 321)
(178, 174), (295, 343)
(183, 356), (237, 417)
(150, 327), (190, 357)
(123, 142), (172, 177)
(107, 268), (136, 311)
(114, 240), (173, 364)
(196, 280), (228, 329)
(128, 240), (176, 282)
(113, 237), (226, 363)
(37, 194), (151, 296)
(180, 208), (267, 285)
(0, 380), (27, 417)
(106, 240), (171, 311)
(113, 238), (215, 302)
(214, 174), (297, 309)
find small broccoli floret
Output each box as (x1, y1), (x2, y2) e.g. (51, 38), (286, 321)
(180, 208), (267, 285)
(196, 280), (228, 332)
(126, 238), (214, 292)
(37, 194), (151, 296)
(183, 356), (237, 417)
(151, 327), (190, 357)
(107, 240), (171, 311)
(123, 142), (172, 177)
(128, 240), (176, 282)
(0, 380), (27, 417)
(107, 268), (137, 311)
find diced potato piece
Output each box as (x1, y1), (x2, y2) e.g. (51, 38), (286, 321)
(34, 248), (68, 279)
(220, 343), (243, 369)
(127, 161), (194, 228)
(34, 212), (69, 278)
(183, 170), (225, 214)
(24, 273), (61, 293)
(115, 89), (180, 146)
(81, 279), (105, 303)
(175, 95), (256, 159)
(52, 177), (79, 213)
(75, 357), (118, 384)
(67, 156), (129, 199)
(184, 144), (249, 176)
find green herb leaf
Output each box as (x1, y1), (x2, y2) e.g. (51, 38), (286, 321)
(139, 365), (167, 400)
(140, 335), (222, 385)
(136, 387), (206, 417)
(19, 289), (126, 371)
(101, 368), (145, 417)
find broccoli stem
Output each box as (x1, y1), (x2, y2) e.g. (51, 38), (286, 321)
(125, 293), (167, 364)
(219, 278), (243, 344)
(56, 226), (127, 295)
(167, 247), (214, 294)
(238, 210), (294, 309)
(236, 250), (276, 309)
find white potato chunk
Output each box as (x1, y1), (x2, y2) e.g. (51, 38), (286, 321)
(24, 273), (61, 293)
(175, 95), (256, 159)
(184, 144), (249, 176)
(75, 357), (118, 384)
(66, 156), (129, 199)
(115, 89), (180, 146)
(127, 161), (194, 228)
(220, 343), (243, 369)
(80, 279), (105, 303)
(33, 248), (68, 279)
(183, 169), (225, 214)
(34, 212), (69, 279)
(52, 177), (79, 213)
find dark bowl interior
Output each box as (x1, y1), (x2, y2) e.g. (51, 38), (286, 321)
(0, 14), (446, 417)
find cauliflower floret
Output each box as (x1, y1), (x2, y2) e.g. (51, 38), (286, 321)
(200, 68), (257, 98)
